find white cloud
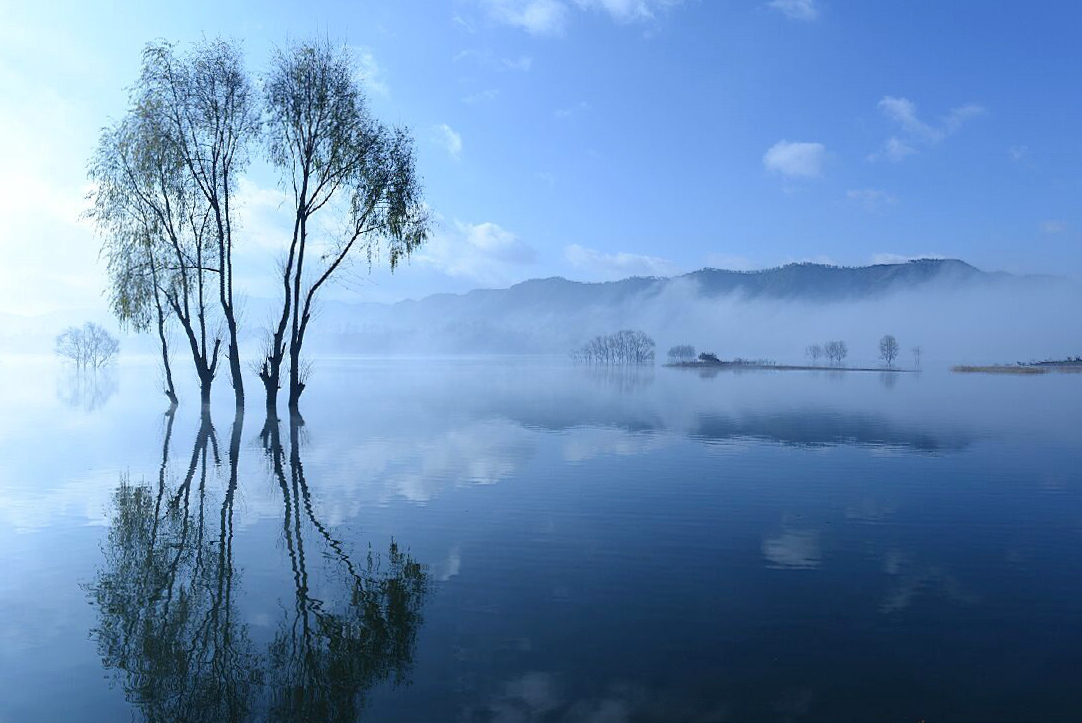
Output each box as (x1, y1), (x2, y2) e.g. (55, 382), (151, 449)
(847, 188), (899, 210)
(352, 46), (389, 96)
(564, 243), (680, 280)
(574, 0), (686, 23)
(870, 96), (985, 161)
(433, 123), (463, 159)
(1042, 220), (1067, 234)
(475, 0), (571, 35)
(1008, 145), (1028, 162)
(473, 0), (685, 34)
(768, 0), (818, 21)
(763, 140), (827, 179)
(414, 220), (537, 284)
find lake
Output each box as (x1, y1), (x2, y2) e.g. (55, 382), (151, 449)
(0, 356), (1079, 722)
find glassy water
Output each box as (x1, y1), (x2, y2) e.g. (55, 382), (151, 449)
(1, 356), (1079, 722)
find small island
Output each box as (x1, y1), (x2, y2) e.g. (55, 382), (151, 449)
(664, 337), (916, 373)
(953, 358), (1082, 374)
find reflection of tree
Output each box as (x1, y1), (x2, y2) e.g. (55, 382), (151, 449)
(56, 368), (118, 411)
(89, 411), (428, 722)
(263, 416), (428, 723)
(88, 410), (259, 722)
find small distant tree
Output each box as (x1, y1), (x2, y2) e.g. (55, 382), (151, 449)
(56, 323), (120, 369)
(879, 334), (900, 368)
(912, 346), (923, 370)
(667, 344), (696, 363)
(824, 340), (848, 366)
(698, 352), (720, 363)
(806, 344), (823, 365)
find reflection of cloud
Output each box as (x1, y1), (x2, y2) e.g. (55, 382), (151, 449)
(436, 545), (462, 582)
(476, 671), (728, 723)
(880, 549), (981, 613)
(762, 529), (821, 569)
(562, 429), (670, 463)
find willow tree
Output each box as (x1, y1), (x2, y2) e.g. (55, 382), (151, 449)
(140, 40), (259, 410)
(88, 111), (219, 406)
(259, 40), (429, 415)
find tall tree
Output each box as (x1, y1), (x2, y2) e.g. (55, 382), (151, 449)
(141, 40), (260, 410)
(88, 121), (179, 406)
(88, 100), (222, 406)
(260, 40), (429, 415)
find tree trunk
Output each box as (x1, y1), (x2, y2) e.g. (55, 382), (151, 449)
(226, 323), (244, 410)
(200, 373), (213, 407)
(287, 341), (304, 411)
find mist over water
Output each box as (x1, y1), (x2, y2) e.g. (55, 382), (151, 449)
(1, 355), (1080, 721)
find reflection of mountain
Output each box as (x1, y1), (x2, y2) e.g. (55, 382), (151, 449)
(87, 411), (429, 723)
(692, 410), (976, 452)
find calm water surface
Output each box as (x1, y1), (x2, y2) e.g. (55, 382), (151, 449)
(0, 356), (1079, 722)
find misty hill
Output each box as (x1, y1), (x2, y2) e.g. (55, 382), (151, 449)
(303, 258), (1071, 358)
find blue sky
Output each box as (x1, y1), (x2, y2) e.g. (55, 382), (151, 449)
(1, 0), (1080, 314)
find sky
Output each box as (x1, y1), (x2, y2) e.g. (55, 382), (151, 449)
(1, 0), (1080, 316)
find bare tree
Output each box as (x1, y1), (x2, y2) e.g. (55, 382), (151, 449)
(667, 344), (696, 363)
(806, 344), (823, 365)
(912, 345), (923, 370)
(260, 39), (430, 416)
(139, 40), (259, 410)
(55, 323), (120, 369)
(879, 334), (900, 368)
(573, 330), (655, 365)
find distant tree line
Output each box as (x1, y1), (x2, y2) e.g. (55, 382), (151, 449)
(86, 37), (429, 413)
(572, 330), (656, 365)
(55, 322), (120, 370)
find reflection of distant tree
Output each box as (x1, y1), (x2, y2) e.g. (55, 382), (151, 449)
(88, 410), (429, 722)
(581, 364), (655, 393)
(263, 417), (428, 722)
(56, 368), (118, 411)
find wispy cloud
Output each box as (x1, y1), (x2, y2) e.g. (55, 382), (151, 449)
(463, 88), (501, 104)
(869, 96), (985, 161)
(847, 188), (899, 211)
(1042, 220), (1067, 234)
(564, 243), (680, 279)
(433, 124), (463, 160)
(763, 140), (827, 179)
(454, 49), (533, 72)
(767, 0), (818, 21)
(554, 100), (590, 119)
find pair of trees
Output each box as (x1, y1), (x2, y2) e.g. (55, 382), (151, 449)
(88, 38), (429, 413)
(572, 330), (656, 365)
(806, 342), (848, 366)
(55, 322), (120, 370)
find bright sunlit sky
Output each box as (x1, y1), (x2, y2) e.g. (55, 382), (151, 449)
(1, 0), (1080, 316)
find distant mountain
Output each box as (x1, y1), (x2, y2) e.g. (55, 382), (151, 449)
(301, 258), (1068, 356)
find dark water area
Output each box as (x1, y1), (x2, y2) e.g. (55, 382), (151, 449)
(1, 356), (1079, 722)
